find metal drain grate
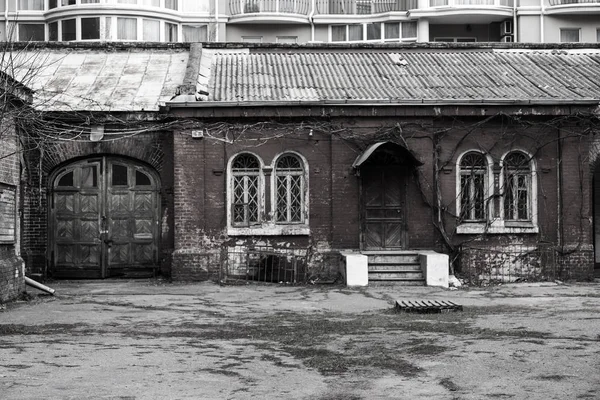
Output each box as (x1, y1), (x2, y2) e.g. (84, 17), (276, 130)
(395, 300), (463, 313)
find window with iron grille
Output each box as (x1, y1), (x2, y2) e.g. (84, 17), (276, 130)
(231, 154), (261, 226)
(503, 151), (531, 221)
(459, 152), (487, 222)
(275, 154), (305, 223)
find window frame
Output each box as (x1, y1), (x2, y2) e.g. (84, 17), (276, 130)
(228, 152), (265, 232)
(457, 151), (491, 223)
(500, 150), (536, 227)
(272, 152), (309, 225)
(560, 28), (580, 43)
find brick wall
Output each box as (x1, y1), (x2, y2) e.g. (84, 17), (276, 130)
(0, 118), (24, 302)
(172, 115), (594, 282)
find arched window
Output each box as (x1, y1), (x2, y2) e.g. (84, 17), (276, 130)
(231, 154), (261, 226)
(459, 152), (488, 222)
(503, 151), (532, 221)
(275, 154), (305, 223)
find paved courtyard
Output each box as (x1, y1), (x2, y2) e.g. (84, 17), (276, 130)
(1, 280), (599, 399)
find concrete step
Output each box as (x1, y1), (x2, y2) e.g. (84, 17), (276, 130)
(366, 254), (420, 264)
(368, 264), (421, 272)
(368, 271), (424, 280)
(368, 277), (426, 286)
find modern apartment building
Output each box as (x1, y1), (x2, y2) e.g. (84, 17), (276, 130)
(2, 0), (599, 44)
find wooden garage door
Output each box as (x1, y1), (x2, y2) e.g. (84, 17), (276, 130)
(51, 157), (160, 278)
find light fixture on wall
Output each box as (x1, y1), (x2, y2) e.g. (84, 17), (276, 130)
(90, 125), (104, 142)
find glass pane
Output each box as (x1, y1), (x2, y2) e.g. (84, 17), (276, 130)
(165, 0), (178, 10)
(61, 0), (76, 5)
(58, 171), (74, 187)
(331, 25), (345, 42)
(49, 0), (57, 9)
(182, 0), (208, 11)
(18, 24), (44, 41)
(560, 29), (579, 43)
(118, 0), (137, 3)
(348, 25), (363, 41)
(117, 18), (137, 40)
(18, 0), (43, 10)
(49, 22), (58, 41)
(384, 23), (400, 40)
(135, 170), (151, 186)
(81, 18), (100, 40)
(182, 25), (207, 42)
(366, 23), (380, 41)
(105, 17), (112, 40)
(597, 29), (600, 43)
(81, 166), (97, 188)
(81, 0), (100, 3)
(62, 19), (76, 41)
(143, 19), (160, 41)
(112, 165), (128, 186)
(165, 23), (178, 42)
(141, 0), (160, 5)
(402, 21), (417, 39)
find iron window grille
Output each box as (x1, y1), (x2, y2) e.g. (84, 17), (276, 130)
(503, 151), (531, 222)
(459, 152), (487, 222)
(275, 154), (304, 223)
(232, 154), (261, 226)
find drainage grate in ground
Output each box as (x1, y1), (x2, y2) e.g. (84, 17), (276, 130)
(395, 299), (463, 314)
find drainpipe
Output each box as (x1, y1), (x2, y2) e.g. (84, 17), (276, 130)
(513, 0), (518, 42)
(5, 0), (9, 40)
(215, 0), (219, 41)
(309, 0), (315, 42)
(539, 0), (544, 43)
(557, 128), (562, 249)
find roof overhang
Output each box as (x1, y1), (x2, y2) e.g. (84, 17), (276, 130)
(353, 142), (423, 168)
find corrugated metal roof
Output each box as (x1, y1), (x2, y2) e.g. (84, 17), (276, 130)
(201, 49), (600, 103)
(8, 48), (189, 112)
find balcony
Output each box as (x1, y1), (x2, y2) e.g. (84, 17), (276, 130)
(547, 0), (600, 14)
(409, 0), (514, 23)
(315, 0), (418, 14)
(229, 0), (312, 22)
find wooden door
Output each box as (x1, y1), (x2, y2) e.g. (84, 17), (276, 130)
(50, 157), (160, 279)
(361, 166), (407, 250)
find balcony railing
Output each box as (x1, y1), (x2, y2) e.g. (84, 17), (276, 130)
(549, 0), (599, 5)
(315, 0), (418, 13)
(430, 0), (513, 6)
(229, 0), (311, 15)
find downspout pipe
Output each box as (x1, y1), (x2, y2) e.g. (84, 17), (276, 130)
(513, 0), (518, 42)
(557, 128), (562, 249)
(309, 0), (315, 42)
(540, 0), (544, 43)
(25, 277), (55, 295)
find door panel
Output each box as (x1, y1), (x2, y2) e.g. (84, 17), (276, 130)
(361, 166), (407, 250)
(51, 157), (160, 279)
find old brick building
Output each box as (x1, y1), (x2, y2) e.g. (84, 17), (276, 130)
(8, 42), (600, 288)
(0, 72), (32, 302)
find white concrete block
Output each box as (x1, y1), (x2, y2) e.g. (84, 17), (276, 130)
(341, 253), (369, 287)
(419, 251), (449, 288)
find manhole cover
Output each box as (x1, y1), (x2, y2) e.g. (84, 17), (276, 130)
(395, 299), (463, 313)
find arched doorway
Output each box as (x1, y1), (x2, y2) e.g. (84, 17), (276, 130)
(49, 157), (160, 278)
(354, 142), (422, 250)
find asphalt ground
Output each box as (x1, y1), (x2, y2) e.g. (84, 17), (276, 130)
(1, 279), (599, 399)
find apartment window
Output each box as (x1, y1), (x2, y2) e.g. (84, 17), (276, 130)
(81, 17), (100, 40)
(49, 0), (57, 9)
(367, 23), (381, 41)
(182, 24), (207, 42)
(18, 24), (44, 41)
(277, 36), (297, 44)
(117, 0), (137, 3)
(275, 154), (305, 223)
(62, 19), (76, 41)
(242, 36), (262, 43)
(231, 154), (262, 227)
(165, 0), (178, 10)
(105, 17), (112, 40)
(458, 152), (488, 222)
(49, 22), (58, 41)
(143, 19), (160, 41)
(165, 23), (178, 42)
(18, 0), (43, 10)
(61, 0), (76, 5)
(560, 28), (580, 43)
(331, 24), (363, 42)
(597, 28), (600, 42)
(81, 0), (100, 3)
(182, 0), (208, 12)
(141, 0), (160, 5)
(402, 21), (417, 39)
(117, 18), (137, 40)
(503, 152), (532, 222)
